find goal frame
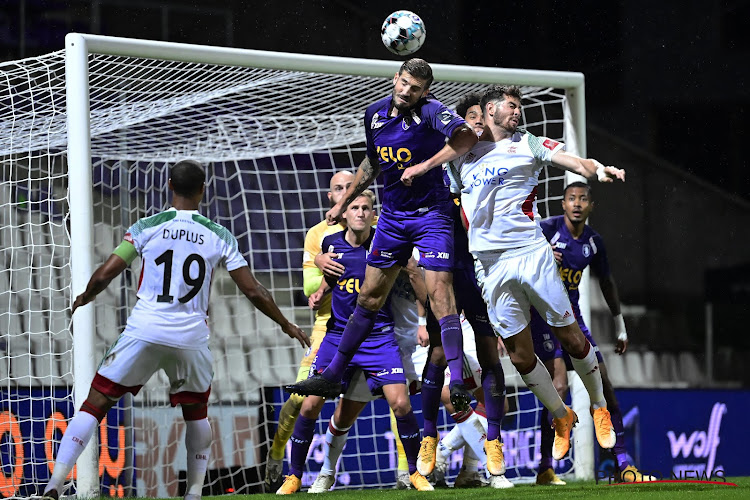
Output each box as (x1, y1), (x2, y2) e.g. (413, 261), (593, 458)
(64, 33), (594, 496)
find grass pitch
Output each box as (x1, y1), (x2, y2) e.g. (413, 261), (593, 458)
(206, 476), (748, 500)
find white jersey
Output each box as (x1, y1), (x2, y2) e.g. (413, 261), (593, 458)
(122, 208), (247, 349)
(455, 131), (565, 253)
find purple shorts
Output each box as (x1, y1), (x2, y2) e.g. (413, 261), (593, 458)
(368, 208), (454, 271)
(310, 332), (406, 395)
(530, 308), (603, 367)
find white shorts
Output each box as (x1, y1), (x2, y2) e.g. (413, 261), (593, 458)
(95, 334), (213, 405)
(475, 238), (576, 339)
(411, 315), (482, 391)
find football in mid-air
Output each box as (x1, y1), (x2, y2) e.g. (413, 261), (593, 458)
(381, 10), (426, 56)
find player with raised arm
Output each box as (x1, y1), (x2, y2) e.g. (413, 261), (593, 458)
(412, 91), (511, 487)
(265, 170), (353, 491)
(39, 160), (308, 500)
(455, 85), (626, 462)
(277, 191), (432, 493)
(285, 59), (479, 413)
(531, 182), (655, 484)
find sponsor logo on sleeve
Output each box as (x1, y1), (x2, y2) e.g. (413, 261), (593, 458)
(438, 110), (455, 125)
(543, 138), (560, 151)
(124, 233), (133, 244)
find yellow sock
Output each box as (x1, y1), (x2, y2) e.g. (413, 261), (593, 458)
(270, 393), (304, 460)
(390, 408), (408, 472)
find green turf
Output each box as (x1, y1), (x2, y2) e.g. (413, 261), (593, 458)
(194, 476), (748, 500)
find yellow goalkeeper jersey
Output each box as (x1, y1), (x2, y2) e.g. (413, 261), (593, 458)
(303, 220), (344, 329)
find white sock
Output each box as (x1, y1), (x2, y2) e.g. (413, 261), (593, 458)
(463, 446), (480, 471)
(568, 344), (607, 409)
(520, 357), (567, 419)
(321, 419), (350, 476)
(185, 419), (212, 496)
(456, 411), (488, 467)
(440, 425), (466, 457)
(45, 411), (99, 494)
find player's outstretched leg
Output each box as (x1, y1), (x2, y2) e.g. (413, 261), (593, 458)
(285, 370), (342, 399)
(43, 392), (113, 499)
(506, 329), (578, 460)
(553, 324), (615, 450)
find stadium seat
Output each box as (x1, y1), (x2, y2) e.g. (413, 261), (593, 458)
(623, 351), (646, 387)
(602, 352), (629, 387)
(223, 337), (249, 401)
(659, 352), (688, 388)
(678, 352), (704, 387)
(208, 296), (234, 341)
(29, 332), (61, 385)
(8, 334), (40, 387)
(641, 351), (665, 385)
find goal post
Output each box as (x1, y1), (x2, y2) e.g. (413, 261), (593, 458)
(0, 32), (591, 499)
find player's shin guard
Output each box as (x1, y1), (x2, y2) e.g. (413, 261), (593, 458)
(568, 342), (606, 408)
(421, 362), (445, 438)
(539, 407), (554, 471)
(185, 418), (212, 497)
(323, 306), (377, 382)
(45, 410), (100, 495)
(322, 418), (351, 476)
(519, 357), (567, 419)
(439, 314), (464, 386)
(395, 411), (421, 475)
(289, 415), (317, 478)
(390, 409), (409, 474)
(270, 393), (304, 460)
(481, 362), (506, 441)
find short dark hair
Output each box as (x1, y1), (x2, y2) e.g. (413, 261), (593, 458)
(563, 181), (592, 199)
(170, 159), (205, 197)
(480, 85), (523, 113)
(399, 58), (433, 89)
(455, 91), (482, 119)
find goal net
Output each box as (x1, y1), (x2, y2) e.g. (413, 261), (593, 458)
(0, 34), (589, 498)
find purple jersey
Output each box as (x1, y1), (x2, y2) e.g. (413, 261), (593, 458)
(541, 215), (611, 326)
(322, 230), (394, 337)
(364, 94), (465, 213)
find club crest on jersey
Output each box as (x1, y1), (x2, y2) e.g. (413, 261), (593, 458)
(582, 244), (591, 257)
(371, 113), (385, 129)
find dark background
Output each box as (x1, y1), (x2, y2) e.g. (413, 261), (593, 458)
(3, 0), (748, 198)
(2, 0), (749, 380)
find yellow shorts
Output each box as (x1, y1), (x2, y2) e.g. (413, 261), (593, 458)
(295, 324), (326, 382)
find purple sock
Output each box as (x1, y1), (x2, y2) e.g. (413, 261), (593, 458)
(289, 415), (317, 478)
(539, 407), (554, 471)
(610, 404), (630, 468)
(396, 412), (421, 475)
(322, 305), (377, 382)
(438, 314), (464, 385)
(481, 362), (506, 441)
(421, 362), (445, 438)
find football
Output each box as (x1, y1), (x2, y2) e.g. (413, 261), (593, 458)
(381, 10), (426, 56)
